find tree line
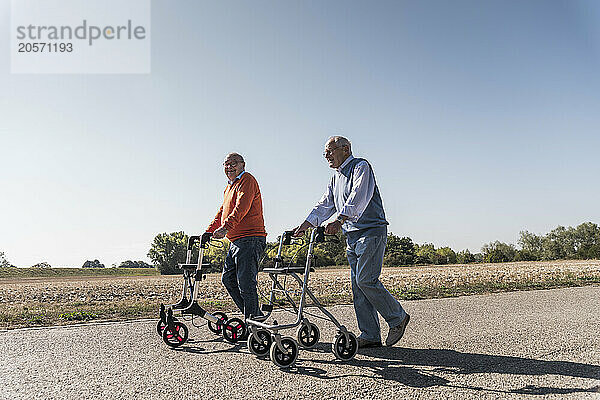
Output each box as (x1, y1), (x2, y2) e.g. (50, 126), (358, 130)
(493, 222), (600, 262)
(81, 260), (152, 269)
(146, 221), (600, 274)
(0, 252), (151, 269)
(384, 221), (600, 265)
(2, 221), (597, 273)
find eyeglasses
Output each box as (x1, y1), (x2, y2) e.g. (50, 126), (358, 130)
(323, 146), (341, 157)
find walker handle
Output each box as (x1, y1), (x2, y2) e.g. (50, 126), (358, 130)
(188, 232), (213, 250)
(315, 226), (325, 243)
(282, 230), (294, 245)
(187, 236), (200, 250)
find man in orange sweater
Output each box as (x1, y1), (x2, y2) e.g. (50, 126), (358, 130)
(206, 152), (267, 319)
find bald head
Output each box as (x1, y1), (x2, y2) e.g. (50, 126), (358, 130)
(326, 136), (352, 154)
(324, 136), (352, 169)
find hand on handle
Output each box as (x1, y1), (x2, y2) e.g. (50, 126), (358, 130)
(324, 220), (342, 235)
(212, 225), (227, 239)
(293, 220), (313, 237)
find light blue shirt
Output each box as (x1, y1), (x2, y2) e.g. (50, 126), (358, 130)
(228, 170), (245, 185)
(305, 155), (376, 227)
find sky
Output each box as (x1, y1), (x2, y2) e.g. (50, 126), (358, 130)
(1, 0), (599, 267)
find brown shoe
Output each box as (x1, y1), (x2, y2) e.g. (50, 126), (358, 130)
(357, 337), (382, 348)
(386, 314), (410, 346)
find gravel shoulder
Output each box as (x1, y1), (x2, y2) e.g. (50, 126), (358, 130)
(2, 286), (599, 400)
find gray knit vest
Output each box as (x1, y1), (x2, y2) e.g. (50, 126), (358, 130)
(334, 157), (388, 242)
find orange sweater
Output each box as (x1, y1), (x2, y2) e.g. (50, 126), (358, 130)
(207, 172), (267, 241)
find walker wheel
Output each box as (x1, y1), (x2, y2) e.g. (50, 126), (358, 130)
(162, 321), (189, 348)
(333, 332), (358, 361)
(207, 312), (228, 334)
(247, 329), (272, 357)
(270, 337), (298, 368)
(222, 318), (247, 343)
(156, 319), (166, 337)
(297, 323), (320, 349)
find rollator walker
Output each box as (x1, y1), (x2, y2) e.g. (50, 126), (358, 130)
(245, 227), (358, 368)
(157, 233), (247, 347)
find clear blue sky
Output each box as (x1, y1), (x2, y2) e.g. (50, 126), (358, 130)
(1, 0), (599, 267)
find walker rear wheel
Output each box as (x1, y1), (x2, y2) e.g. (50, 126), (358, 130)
(222, 318), (247, 343)
(207, 312), (228, 334)
(297, 323), (320, 349)
(156, 319), (166, 337)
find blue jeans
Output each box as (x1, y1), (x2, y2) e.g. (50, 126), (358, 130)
(222, 236), (266, 319)
(347, 233), (407, 342)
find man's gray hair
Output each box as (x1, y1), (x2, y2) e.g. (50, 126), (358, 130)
(328, 136), (352, 153)
(225, 152), (245, 164)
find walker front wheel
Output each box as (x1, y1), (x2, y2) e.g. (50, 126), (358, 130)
(270, 337), (298, 368)
(333, 332), (358, 361)
(248, 329), (272, 357)
(162, 321), (189, 348)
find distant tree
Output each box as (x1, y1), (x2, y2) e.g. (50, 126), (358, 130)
(482, 241), (516, 263)
(573, 222), (600, 259)
(514, 249), (538, 261)
(415, 243), (436, 265)
(148, 231), (189, 275)
(31, 262), (51, 268)
(434, 247), (457, 265)
(118, 260), (152, 268)
(82, 259), (105, 268)
(541, 226), (576, 260)
(518, 230), (544, 261)
(456, 249), (475, 264)
(0, 252), (15, 268)
(384, 235), (416, 266)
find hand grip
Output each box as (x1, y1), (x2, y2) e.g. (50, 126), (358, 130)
(201, 232), (213, 247)
(282, 230), (294, 245)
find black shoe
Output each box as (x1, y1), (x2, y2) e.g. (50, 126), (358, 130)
(251, 314), (268, 322)
(357, 337), (382, 348)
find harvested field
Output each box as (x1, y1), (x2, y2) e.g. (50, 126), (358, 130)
(1, 259), (599, 329)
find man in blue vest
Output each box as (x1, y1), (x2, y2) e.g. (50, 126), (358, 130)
(294, 136), (410, 348)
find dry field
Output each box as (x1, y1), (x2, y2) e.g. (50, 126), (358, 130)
(1, 259), (599, 330)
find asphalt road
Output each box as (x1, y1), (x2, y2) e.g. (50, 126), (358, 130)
(2, 286), (599, 400)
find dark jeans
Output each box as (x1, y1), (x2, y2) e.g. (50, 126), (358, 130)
(222, 236), (266, 319)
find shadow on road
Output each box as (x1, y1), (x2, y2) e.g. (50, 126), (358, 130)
(306, 346), (600, 396)
(176, 341), (246, 355)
